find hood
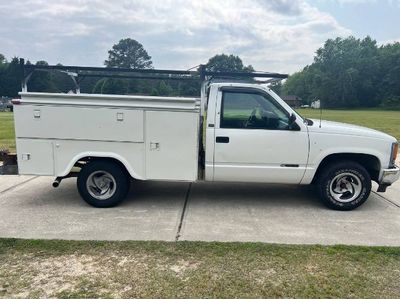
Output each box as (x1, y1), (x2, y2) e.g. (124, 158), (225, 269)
(307, 119), (397, 142)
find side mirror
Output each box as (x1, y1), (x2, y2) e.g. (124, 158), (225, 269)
(289, 113), (296, 124)
(289, 113), (300, 131)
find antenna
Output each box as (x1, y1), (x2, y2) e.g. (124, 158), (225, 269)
(319, 98), (322, 128)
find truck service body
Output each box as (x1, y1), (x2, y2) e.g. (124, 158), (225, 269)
(12, 62), (400, 210)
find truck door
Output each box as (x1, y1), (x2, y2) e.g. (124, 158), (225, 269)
(212, 88), (309, 184)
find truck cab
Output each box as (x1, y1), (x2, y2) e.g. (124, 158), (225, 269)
(202, 82), (399, 211)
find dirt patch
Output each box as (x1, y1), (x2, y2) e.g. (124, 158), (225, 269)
(1, 253), (112, 298)
(169, 259), (201, 277)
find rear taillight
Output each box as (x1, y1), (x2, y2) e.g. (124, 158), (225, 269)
(390, 143), (398, 167)
(392, 143), (398, 162)
(11, 99), (21, 105)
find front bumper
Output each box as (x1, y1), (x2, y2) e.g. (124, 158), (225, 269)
(380, 165), (400, 185)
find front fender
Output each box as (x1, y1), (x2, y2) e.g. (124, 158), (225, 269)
(300, 133), (389, 184)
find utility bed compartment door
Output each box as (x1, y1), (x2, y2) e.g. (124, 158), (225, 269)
(16, 139), (54, 175)
(145, 111), (199, 180)
(14, 105), (144, 143)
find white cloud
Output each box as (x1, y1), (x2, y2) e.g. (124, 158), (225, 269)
(0, 0), (351, 73)
(316, 0), (400, 5)
(315, 0), (376, 3)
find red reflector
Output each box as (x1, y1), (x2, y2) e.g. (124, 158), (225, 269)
(11, 99), (21, 105)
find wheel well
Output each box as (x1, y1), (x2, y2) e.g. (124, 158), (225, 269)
(75, 157), (130, 177)
(312, 153), (381, 183)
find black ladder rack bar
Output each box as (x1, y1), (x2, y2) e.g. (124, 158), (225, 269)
(23, 63), (196, 75)
(76, 73), (200, 81)
(203, 70), (288, 79)
(19, 58), (288, 92)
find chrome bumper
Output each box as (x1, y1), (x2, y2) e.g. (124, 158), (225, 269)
(380, 165), (400, 185)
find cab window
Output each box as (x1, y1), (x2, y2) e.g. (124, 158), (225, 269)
(220, 91), (290, 130)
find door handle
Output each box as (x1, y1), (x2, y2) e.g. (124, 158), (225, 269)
(216, 136), (230, 143)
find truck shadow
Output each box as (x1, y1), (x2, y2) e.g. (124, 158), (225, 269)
(21, 177), (342, 210)
(127, 180), (323, 209)
(22, 178), (379, 211)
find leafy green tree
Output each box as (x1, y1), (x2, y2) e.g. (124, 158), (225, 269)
(176, 80), (200, 96)
(0, 54), (6, 66)
(105, 38), (153, 69)
(312, 36), (380, 107)
(0, 54), (6, 95)
(377, 42), (400, 108)
(205, 54), (254, 72)
(79, 77), (101, 94)
(49, 63), (76, 93)
(282, 36), (388, 108)
(92, 78), (129, 94)
(99, 38), (153, 95)
(29, 60), (56, 92)
(2, 57), (21, 97)
(282, 65), (321, 104)
(157, 81), (173, 96)
(150, 87), (159, 96)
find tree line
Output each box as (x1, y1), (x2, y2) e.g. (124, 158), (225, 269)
(280, 36), (400, 108)
(1, 36), (400, 108)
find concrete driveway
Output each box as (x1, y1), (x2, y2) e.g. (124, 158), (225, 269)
(0, 175), (399, 246)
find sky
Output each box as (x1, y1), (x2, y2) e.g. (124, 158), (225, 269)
(0, 0), (399, 74)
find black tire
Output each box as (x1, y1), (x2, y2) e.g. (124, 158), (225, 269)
(317, 161), (371, 211)
(77, 160), (130, 208)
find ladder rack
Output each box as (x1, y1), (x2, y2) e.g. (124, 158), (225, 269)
(19, 58), (288, 93)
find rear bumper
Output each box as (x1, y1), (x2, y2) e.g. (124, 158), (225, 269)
(380, 165), (400, 185)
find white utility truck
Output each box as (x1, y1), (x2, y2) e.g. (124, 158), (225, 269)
(12, 61), (399, 210)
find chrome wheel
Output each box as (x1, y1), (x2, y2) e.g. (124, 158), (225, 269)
(86, 170), (116, 200)
(329, 172), (362, 203)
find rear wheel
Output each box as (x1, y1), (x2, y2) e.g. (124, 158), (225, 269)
(317, 161), (371, 210)
(77, 160), (130, 208)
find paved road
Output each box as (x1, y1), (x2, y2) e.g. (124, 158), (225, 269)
(0, 175), (399, 245)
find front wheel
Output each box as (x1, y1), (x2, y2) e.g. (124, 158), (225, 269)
(317, 161), (371, 210)
(77, 160), (130, 208)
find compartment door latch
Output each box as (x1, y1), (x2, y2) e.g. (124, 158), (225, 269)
(149, 142), (160, 151)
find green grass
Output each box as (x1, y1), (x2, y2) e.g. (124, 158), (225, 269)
(0, 112), (15, 151)
(0, 239), (399, 298)
(297, 108), (400, 141)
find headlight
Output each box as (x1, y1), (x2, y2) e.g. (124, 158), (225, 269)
(390, 142), (398, 167)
